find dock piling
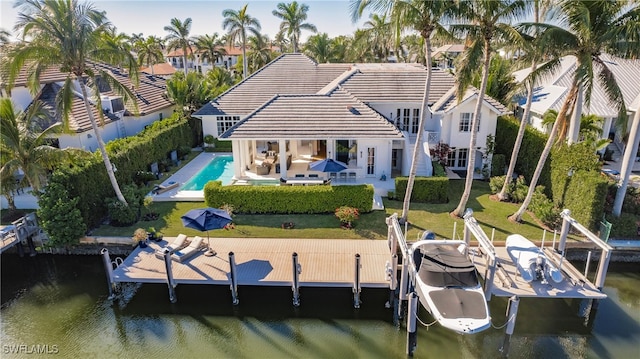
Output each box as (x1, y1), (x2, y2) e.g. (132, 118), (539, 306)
(162, 248), (177, 303)
(292, 252), (301, 307)
(406, 292), (418, 356)
(229, 252), (239, 305)
(353, 254), (361, 308)
(101, 248), (116, 299)
(500, 295), (520, 357)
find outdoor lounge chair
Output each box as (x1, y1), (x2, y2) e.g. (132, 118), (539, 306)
(308, 174), (319, 178)
(171, 236), (204, 262)
(152, 181), (180, 195)
(154, 234), (189, 259)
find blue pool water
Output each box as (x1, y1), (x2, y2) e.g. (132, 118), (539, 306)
(182, 155), (234, 190)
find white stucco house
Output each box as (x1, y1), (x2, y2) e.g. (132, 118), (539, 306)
(513, 54), (640, 157)
(3, 62), (174, 151)
(166, 45), (244, 75)
(192, 53), (509, 184)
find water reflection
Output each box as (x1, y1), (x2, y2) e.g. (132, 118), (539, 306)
(1, 255), (639, 358)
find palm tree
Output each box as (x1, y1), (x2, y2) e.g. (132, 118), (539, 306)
(222, 4), (261, 79)
(510, 0), (640, 222)
(0, 28), (11, 45)
(450, 0), (528, 218)
(303, 33), (335, 63)
(246, 35), (274, 74)
(164, 17), (193, 76)
(273, 30), (290, 53)
(272, 1), (317, 53)
(194, 33), (227, 68)
(0, 98), (87, 197)
(136, 36), (165, 75)
(8, 0), (138, 205)
(352, 0), (456, 222)
(363, 13), (392, 62)
(613, 110), (640, 216)
(498, 0), (552, 202)
(403, 34), (425, 65)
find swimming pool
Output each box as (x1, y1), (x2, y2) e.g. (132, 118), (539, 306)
(182, 155), (235, 190)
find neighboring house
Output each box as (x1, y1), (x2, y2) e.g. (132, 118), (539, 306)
(5, 62), (174, 151)
(140, 63), (177, 79)
(166, 45), (243, 74)
(431, 44), (465, 69)
(193, 53), (509, 183)
(513, 55), (640, 154)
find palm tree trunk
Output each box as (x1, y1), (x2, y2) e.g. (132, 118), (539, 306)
(242, 32), (248, 79)
(612, 109), (640, 216)
(452, 38), (491, 217)
(498, 59), (538, 201)
(79, 77), (128, 205)
(509, 82), (580, 222)
(401, 35), (433, 222)
(567, 85), (583, 144)
(182, 46), (189, 75)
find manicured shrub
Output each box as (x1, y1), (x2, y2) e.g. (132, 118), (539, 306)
(204, 181), (374, 214)
(488, 175), (528, 202)
(491, 154), (506, 177)
(606, 213), (640, 239)
(561, 170), (609, 231)
(529, 186), (561, 230)
(37, 181), (86, 246)
(432, 161), (446, 177)
(394, 176), (449, 203)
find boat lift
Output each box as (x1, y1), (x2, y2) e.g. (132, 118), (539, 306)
(385, 209), (613, 357)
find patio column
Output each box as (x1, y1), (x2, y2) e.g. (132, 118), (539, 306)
(279, 139), (287, 178)
(232, 141), (243, 179)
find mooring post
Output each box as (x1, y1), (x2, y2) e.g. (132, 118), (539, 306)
(292, 252), (301, 307)
(353, 254), (362, 309)
(386, 253), (398, 309)
(584, 251), (592, 278)
(229, 251), (239, 305)
(394, 255), (408, 324)
(163, 248), (177, 303)
(101, 248), (116, 299)
(16, 241), (24, 257)
(558, 209), (572, 254)
(407, 292), (418, 356)
(26, 236), (37, 256)
(500, 295), (520, 357)
(594, 246), (612, 290)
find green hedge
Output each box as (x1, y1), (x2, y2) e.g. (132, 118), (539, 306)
(495, 115), (551, 192)
(44, 113), (193, 228)
(491, 154), (506, 176)
(204, 181), (374, 214)
(550, 143), (601, 207)
(394, 176), (449, 203)
(562, 170), (609, 231)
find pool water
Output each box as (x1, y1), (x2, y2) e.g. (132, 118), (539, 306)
(182, 155), (234, 190)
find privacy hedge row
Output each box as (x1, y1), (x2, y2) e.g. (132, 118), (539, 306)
(561, 170), (609, 230)
(204, 181), (374, 214)
(394, 177), (449, 203)
(495, 115), (551, 192)
(44, 114), (193, 228)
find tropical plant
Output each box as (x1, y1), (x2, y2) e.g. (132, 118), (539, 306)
(335, 206), (359, 227)
(0, 28), (11, 45)
(362, 13), (392, 62)
(166, 72), (215, 115)
(204, 66), (236, 97)
(450, 0), (528, 218)
(164, 17), (193, 76)
(193, 33), (227, 67)
(511, 0), (640, 222)
(303, 33), (335, 63)
(403, 34), (425, 65)
(37, 180), (86, 246)
(136, 35), (165, 75)
(470, 55), (517, 106)
(246, 34), (275, 73)
(223, 4), (262, 79)
(272, 1), (317, 53)
(7, 0), (138, 204)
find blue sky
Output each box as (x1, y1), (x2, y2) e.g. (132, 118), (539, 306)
(1, 0), (370, 41)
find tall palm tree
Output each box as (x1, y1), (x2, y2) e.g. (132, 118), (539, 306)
(222, 4), (261, 79)
(164, 17), (193, 76)
(246, 35), (274, 73)
(0, 98), (87, 196)
(402, 34), (425, 65)
(352, 0), (456, 222)
(8, 0), (138, 205)
(273, 30), (290, 53)
(613, 110), (640, 216)
(194, 33), (227, 68)
(363, 13), (392, 62)
(303, 33), (335, 63)
(272, 1), (317, 53)
(450, 0), (528, 218)
(510, 0), (640, 222)
(136, 36), (165, 75)
(498, 0), (552, 202)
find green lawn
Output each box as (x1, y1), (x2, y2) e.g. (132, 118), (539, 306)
(91, 180), (554, 242)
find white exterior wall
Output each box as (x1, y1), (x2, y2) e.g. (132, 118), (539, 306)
(355, 139), (392, 179)
(440, 99), (497, 150)
(199, 115), (218, 138)
(9, 87), (37, 111)
(57, 121), (120, 151)
(123, 108), (174, 136)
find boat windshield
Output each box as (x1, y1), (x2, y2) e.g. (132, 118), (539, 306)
(416, 245), (479, 287)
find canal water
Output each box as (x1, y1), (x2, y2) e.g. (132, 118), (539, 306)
(1, 254), (639, 358)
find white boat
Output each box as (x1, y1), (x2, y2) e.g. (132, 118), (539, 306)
(506, 234), (563, 284)
(410, 239), (491, 334)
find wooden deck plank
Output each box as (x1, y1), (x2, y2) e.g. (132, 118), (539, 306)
(112, 237), (391, 288)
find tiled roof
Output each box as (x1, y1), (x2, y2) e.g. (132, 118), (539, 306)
(515, 54), (640, 118)
(220, 89), (403, 139)
(432, 87), (510, 114)
(11, 64), (69, 87)
(140, 63), (176, 76)
(193, 53), (351, 116)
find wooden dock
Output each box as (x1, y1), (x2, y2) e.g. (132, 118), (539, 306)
(111, 237), (391, 288)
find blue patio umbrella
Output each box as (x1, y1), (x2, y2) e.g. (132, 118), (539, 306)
(181, 208), (232, 256)
(308, 158), (348, 172)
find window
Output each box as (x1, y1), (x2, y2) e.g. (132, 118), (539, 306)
(403, 109), (410, 131)
(216, 115), (240, 135)
(367, 147), (375, 175)
(457, 148), (468, 167)
(459, 113), (479, 132)
(110, 98), (124, 113)
(447, 150), (456, 167)
(411, 109), (420, 134)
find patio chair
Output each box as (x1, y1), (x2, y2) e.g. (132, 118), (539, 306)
(308, 174), (319, 178)
(171, 236), (204, 262)
(329, 172), (337, 182)
(348, 172), (357, 182)
(339, 172), (347, 182)
(295, 173), (305, 178)
(152, 181), (180, 195)
(155, 234), (189, 259)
